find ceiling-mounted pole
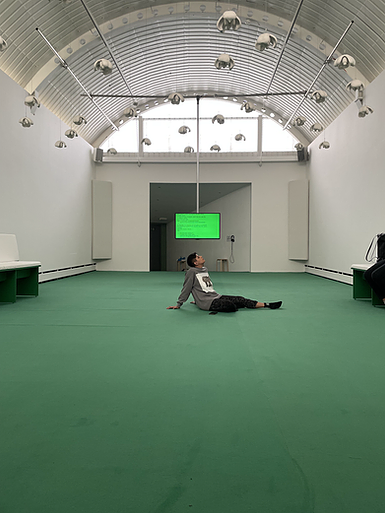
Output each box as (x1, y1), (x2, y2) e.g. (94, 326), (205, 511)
(265, 0), (305, 95)
(36, 28), (118, 131)
(78, 0), (134, 97)
(196, 96), (200, 214)
(283, 20), (354, 129)
(82, 90), (308, 100)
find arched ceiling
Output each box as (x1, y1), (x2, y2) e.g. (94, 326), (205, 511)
(1, 0), (384, 147)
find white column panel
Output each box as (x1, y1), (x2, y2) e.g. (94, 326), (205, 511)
(288, 179), (309, 260)
(92, 180), (112, 259)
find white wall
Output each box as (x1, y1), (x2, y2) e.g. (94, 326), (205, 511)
(307, 67), (385, 276)
(95, 161), (307, 272)
(0, 69), (95, 272)
(166, 185), (251, 272)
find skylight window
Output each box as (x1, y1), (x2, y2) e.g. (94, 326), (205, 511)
(101, 119), (138, 153)
(101, 99), (298, 154)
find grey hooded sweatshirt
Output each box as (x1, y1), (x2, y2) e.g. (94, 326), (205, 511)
(176, 266), (221, 310)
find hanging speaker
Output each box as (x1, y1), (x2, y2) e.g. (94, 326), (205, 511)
(297, 148), (309, 162)
(297, 148), (305, 162)
(95, 148), (103, 162)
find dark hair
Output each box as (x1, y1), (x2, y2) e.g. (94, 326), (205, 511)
(187, 252), (197, 268)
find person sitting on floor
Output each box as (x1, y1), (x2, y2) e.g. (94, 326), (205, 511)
(167, 252), (282, 313)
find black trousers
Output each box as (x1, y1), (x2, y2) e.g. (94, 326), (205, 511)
(209, 295), (258, 312)
(364, 259), (385, 300)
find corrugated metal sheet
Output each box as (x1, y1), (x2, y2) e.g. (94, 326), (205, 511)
(1, 0), (384, 146)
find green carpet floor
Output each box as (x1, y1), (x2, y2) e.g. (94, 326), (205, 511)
(1, 271), (385, 513)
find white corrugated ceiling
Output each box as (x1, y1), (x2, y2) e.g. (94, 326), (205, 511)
(1, 0), (384, 146)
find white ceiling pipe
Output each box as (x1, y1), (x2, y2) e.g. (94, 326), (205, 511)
(36, 28), (118, 132)
(78, 0), (134, 97)
(283, 20), (354, 130)
(265, 0), (305, 95)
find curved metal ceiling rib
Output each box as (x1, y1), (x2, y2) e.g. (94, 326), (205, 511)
(1, 0), (384, 147)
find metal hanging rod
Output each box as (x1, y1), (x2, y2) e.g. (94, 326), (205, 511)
(283, 20), (355, 130)
(36, 28), (118, 131)
(196, 96), (200, 214)
(265, 0), (305, 95)
(79, 0), (134, 97)
(81, 90), (309, 100)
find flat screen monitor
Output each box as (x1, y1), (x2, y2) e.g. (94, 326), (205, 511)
(175, 213), (221, 239)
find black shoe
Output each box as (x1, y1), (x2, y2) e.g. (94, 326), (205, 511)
(265, 301), (282, 309)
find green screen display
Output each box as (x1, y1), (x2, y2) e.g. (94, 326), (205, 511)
(175, 213), (221, 239)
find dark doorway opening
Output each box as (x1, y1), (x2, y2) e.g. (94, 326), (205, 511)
(150, 223), (167, 271)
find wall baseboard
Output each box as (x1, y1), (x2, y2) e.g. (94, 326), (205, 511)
(39, 264), (96, 283)
(305, 265), (353, 285)
(37, 265), (354, 285)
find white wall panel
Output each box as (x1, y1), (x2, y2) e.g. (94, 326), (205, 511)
(95, 161), (307, 272)
(288, 180), (309, 261)
(92, 180), (112, 259)
(166, 186), (251, 272)
(0, 69), (95, 272)
(307, 67), (385, 276)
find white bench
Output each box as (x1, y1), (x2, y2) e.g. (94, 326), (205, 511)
(0, 234), (41, 303)
(351, 263), (383, 306)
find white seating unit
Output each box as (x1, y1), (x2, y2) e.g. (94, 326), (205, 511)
(0, 234), (41, 303)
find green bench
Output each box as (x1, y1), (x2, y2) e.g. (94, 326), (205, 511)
(351, 264), (383, 306)
(0, 234), (41, 303)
